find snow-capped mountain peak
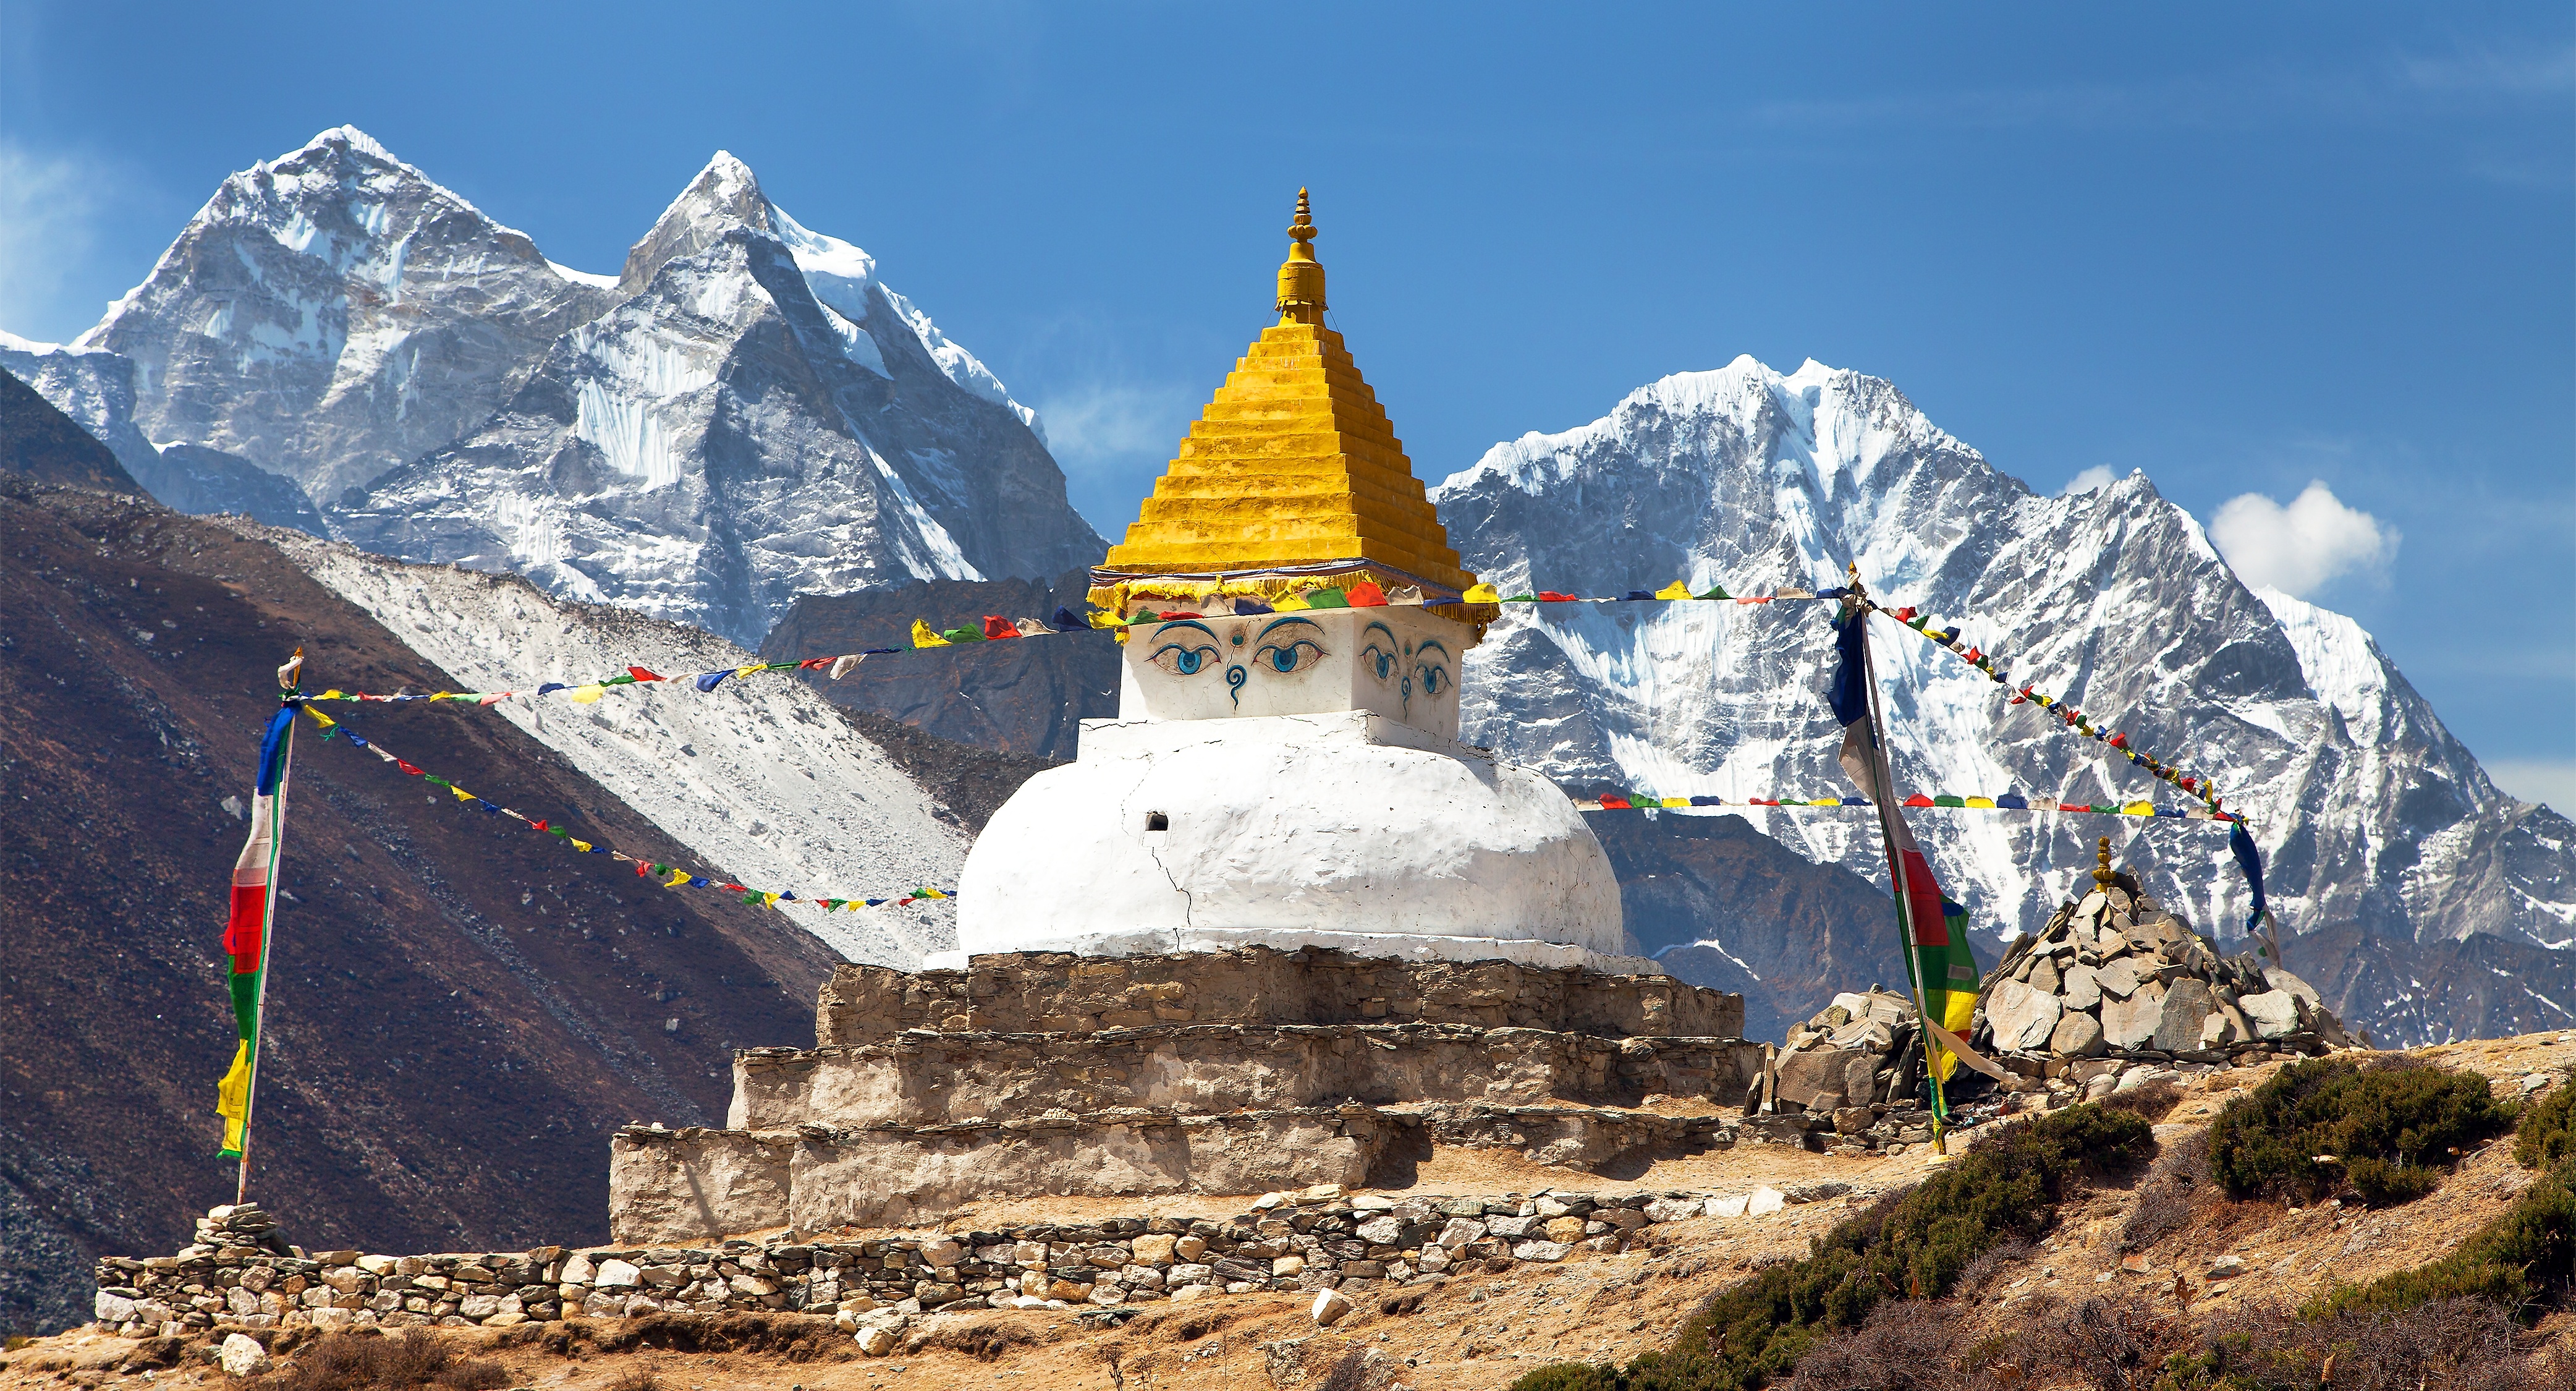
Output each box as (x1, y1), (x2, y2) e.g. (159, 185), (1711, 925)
(619, 151), (774, 296)
(12, 131), (1103, 645)
(66, 126), (614, 503)
(321, 148), (1099, 644)
(1431, 355), (2576, 1016)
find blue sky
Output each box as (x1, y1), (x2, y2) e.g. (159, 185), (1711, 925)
(4, 2), (2569, 799)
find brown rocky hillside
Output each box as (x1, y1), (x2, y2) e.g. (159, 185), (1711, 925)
(0, 482), (837, 1337)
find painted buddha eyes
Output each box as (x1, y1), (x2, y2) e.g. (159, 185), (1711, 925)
(1147, 616), (1326, 687)
(1257, 638), (1324, 673)
(1360, 623), (1400, 683)
(1149, 640), (1220, 676)
(1251, 616), (1328, 676)
(1416, 661), (1449, 696)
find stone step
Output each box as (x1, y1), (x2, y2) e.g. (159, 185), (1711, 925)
(729, 1024), (1763, 1128)
(816, 945), (1740, 1045)
(611, 1099), (1825, 1246)
(609, 1107), (1410, 1244)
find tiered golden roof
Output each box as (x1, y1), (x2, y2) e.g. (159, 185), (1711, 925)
(1097, 192), (1477, 597)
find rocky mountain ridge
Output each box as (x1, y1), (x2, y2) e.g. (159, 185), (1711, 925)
(6, 128), (1104, 647)
(1430, 356), (2576, 1045)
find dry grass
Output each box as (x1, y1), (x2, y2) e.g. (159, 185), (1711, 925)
(251, 1330), (509, 1391)
(2121, 1128), (2215, 1252)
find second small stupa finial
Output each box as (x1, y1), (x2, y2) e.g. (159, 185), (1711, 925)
(2093, 835), (2117, 888)
(1276, 189), (1326, 321)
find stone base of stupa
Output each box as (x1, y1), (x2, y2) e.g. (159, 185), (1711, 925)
(608, 946), (1758, 1244)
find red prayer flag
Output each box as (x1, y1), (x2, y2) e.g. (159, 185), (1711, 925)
(626, 666), (663, 682)
(982, 615), (1019, 640)
(1345, 581), (1388, 606)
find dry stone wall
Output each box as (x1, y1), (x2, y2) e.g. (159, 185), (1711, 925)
(816, 946), (1741, 1043)
(91, 1183), (1865, 1342)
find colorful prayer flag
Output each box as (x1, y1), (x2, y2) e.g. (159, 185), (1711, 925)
(216, 706), (296, 1158)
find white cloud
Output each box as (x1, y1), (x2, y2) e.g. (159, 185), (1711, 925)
(2209, 480), (2398, 598)
(2484, 759), (2576, 814)
(1029, 381), (1192, 474)
(0, 142), (108, 341)
(1028, 380), (1198, 537)
(2061, 465), (2117, 496)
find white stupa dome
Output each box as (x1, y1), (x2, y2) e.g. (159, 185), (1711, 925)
(941, 194), (1638, 973)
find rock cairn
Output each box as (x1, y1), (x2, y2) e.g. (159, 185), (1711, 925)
(1761, 989), (1953, 1155)
(1977, 841), (2350, 1064)
(92, 1184), (1860, 1349)
(195, 1203), (292, 1258)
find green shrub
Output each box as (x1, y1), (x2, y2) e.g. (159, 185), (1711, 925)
(2208, 1057), (2512, 1207)
(1508, 1105), (2154, 1391)
(2310, 1158), (2576, 1320)
(2512, 1080), (2575, 1170)
(2345, 1157), (2439, 1206)
(1510, 1366), (1622, 1391)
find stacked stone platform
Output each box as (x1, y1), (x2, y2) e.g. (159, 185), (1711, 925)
(730, 1023), (1760, 1127)
(816, 946), (1739, 1043)
(612, 946), (1757, 1244)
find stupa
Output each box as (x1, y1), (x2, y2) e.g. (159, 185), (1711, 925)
(946, 192), (1642, 973)
(605, 199), (1753, 1248)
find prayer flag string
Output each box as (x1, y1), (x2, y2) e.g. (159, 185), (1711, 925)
(290, 703), (955, 913)
(1574, 789), (2240, 822)
(281, 576), (2232, 820)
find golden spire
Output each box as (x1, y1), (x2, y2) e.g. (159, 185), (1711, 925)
(1096, 190), (1478, 600)
(2092, 835), (2118, 888)
(1275, 188), (1326, 323)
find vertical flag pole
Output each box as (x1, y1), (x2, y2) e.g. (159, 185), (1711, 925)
(224, 649), (302, 1205)
(1844, 572), (1951, 1156)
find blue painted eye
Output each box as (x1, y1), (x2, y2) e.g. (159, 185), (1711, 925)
(1151, 644), (1219, 676)
(1416, 663), (1449, 696)
(1255, 639), (1324, 674)
(1360, 642), (1396, 682)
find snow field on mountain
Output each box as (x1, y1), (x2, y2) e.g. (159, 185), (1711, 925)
(241, 525), (969, 969)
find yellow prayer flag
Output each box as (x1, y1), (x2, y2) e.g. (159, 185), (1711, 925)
(1462, 582), (1501, 604)
(912, 619), (950, 649)
(762, 891), (781, 907)
(2123, 801), (2154, 816)
(570, 684), (606, 704)
(451, 786), (475, 801)
(216, 1040), (253, 1155)
(1654, 581), (1693, 600)
(570, 839), (592, 852)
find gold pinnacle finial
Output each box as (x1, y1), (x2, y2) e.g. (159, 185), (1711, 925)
(1276, 188), (1326, 322)
(2092, 835), (2117, 887)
